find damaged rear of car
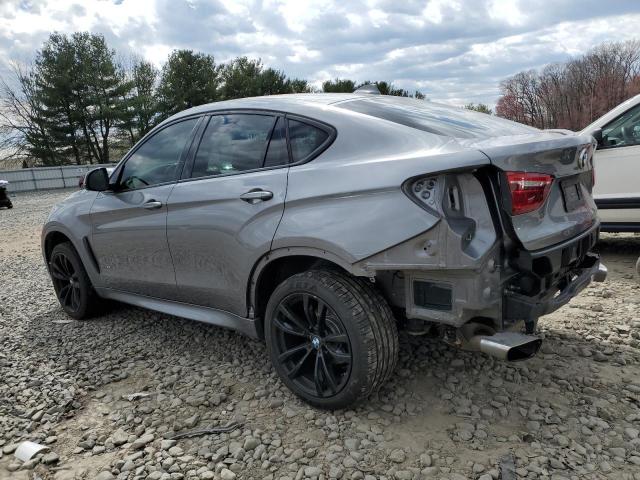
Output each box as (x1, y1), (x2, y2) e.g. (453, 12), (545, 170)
(331, 96), (606, 362)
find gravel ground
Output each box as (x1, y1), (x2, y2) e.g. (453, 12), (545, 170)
(1, 189), (640, 480)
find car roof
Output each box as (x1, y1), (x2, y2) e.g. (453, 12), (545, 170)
(165, 93), (537, 139)
(170, 93), (367, 118)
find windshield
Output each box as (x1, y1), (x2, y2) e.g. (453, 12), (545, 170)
(336, 96), (538, 139)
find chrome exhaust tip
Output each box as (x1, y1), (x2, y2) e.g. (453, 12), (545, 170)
(456, 323), (542, 361)
(477, 332), (542, 361)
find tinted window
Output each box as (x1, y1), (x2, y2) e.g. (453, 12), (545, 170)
(337, 96), (537, 138)
(288, 119), (329, 162)
(264, 117), (289, 167)
(120, 118), (197, 190)
(192, 114), (276, 178)
(602, 103), (640, 148)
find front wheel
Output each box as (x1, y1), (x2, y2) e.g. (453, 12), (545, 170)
(265, 269), (398, 409)
(49, 242), (98, 320)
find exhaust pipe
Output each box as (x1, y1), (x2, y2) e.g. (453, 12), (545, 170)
(456, 323), (542, 361)
(468, 332), (542, 361)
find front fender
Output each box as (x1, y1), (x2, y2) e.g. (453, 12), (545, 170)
(42, 190), (100, 285)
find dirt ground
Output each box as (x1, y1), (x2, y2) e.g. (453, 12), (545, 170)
(1, 189), (640, 480)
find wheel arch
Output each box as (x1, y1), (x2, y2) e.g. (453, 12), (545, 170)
(43, 229), (74, 263)
(43, 227), (100, 281)
(248, 247), (368, 339)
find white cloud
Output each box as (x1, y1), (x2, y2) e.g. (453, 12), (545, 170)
(0, 0), (639, 107)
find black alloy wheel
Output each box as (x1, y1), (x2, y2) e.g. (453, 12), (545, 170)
(50, 252), (82, 313)
(265, 269), (399, 409)
(271, 292), (352, 398)
(49, 242), (97, 319)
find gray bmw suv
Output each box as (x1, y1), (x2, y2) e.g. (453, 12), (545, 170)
(43, 92), (607, 408)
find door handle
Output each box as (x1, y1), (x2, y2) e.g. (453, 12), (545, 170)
(240, 189), (273, 203)
(142, 200), (163, 210)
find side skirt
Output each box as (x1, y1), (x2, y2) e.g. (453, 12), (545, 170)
(95, 287), (260, 339)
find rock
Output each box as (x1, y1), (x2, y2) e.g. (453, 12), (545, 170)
(419, 453), (432, 467)
(168, 446), (184, 456)
(555, 434), (569, 447)
(130, 433), (154, 449)
(95, 472), (115, 480)
(221, 468), (237, 480)
(304, 466), (322, 477)
(41, 452), (60, 464)
(54, 472), (80, 480)
(161, 439), (177, 450)
(329, 466), (343, 479)
(389, 449), (406, 463)
(394, 471), (412, 480)
(183, 413), (200, 428)
(111, 429), (128, 446)
(344, 438), (360, 450)
(243, 436), (260, 450)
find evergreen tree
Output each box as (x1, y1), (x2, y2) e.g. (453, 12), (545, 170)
(120, 59), (159, 143)
(464, 103), (493, 114)
(157, 50), (219, 119)
(322, 78), (357, 93)
(220, 57), (263, 99)
(72, 32), (132, 163)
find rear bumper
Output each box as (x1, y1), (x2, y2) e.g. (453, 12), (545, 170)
(399, 221), (604, 330)
(504, 253), (606, 324)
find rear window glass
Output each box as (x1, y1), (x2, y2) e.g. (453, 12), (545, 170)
(336, 96), (537, 138)
(288, 119), (329, 162)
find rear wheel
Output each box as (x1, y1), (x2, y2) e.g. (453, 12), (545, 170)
(265, 269), (398, 409)
(49, 242), (97, 320)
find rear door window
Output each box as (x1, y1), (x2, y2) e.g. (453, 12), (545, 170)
(191, 114), (276, 178)
(288, 119), (329, 162)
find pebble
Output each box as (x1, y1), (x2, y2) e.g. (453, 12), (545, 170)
(221, 468), (237, 480)
(389, 449), (406, 463)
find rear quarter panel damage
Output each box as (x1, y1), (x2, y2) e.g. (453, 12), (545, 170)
(272, 107), (494, 265)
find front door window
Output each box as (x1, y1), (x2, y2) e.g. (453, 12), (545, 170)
(602, 104), (640, 148)
(119, 118), (198, 190)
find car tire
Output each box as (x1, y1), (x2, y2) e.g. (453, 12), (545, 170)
(49, 242), (98, 320)
(265, 269), (398, 409)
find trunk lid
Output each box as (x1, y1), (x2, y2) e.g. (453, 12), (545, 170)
(464, 132), (598, 251)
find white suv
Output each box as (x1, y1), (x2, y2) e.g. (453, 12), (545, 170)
(582, 94), (640, 232)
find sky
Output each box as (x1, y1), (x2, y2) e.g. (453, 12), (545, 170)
(1, 0), (640, 107)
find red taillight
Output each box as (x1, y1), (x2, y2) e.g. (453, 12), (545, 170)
(506, 171), (553, 215)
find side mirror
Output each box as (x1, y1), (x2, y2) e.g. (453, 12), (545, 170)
(589, 128), (603, 146)
(85, 168), (110, 192)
